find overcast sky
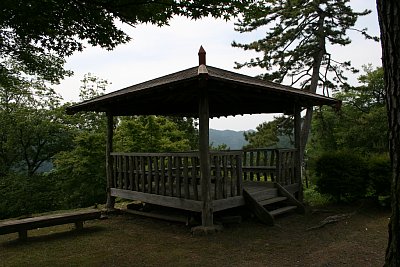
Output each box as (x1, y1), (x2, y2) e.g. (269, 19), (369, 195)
(55, 0), (382, 131)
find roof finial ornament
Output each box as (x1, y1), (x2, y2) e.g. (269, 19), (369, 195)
(198, 46), (206, 66)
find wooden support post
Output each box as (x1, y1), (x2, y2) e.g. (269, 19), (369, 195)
(199, 88), (213, 227)
(106, 113), (116, 210)
(294, 105), (303, 202)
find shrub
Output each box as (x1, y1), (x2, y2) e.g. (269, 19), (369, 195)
(315, 151), (368, 202)
(303, 185), (331, 206)
(0, 172), (61, 219)
(368, 154), (391, 197)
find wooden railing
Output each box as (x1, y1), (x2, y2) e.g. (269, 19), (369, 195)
(210, 151), (243, 199)
(110, 151), (242, 201)
(110, 148), (297, 202)
(276, 149), (297, 185)
(243, 148), (297, 185)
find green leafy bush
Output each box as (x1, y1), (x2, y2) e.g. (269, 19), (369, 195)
(368, 154), (391, 197)
(303, 185), (331, 206)
(0, 173), (61, 219)
(315, 151), (368, 202)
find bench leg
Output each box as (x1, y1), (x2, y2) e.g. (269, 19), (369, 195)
(75, 221), (84, 230)
(18, 230), (27, 241)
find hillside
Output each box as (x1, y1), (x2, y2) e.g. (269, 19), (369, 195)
(209, 129), (293, 150)
(209, 129), (250, 149)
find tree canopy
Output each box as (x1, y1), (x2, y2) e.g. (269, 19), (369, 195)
(1, 0), (250, 84)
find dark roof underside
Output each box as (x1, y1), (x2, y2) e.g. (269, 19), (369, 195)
(66, 66), (340, 117)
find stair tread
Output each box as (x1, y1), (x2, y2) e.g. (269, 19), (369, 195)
(249, 188), (278, 201)
(259, 196), (287, 206)
(269, 206), (297, 216)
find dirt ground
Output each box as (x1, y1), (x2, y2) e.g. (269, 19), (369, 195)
(0, 202), (389, 267)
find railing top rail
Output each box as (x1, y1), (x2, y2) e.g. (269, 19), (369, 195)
(243, 148), (297, 152)
(242, 148), (276, 152)
(277, 148), (297, 152)
(112, 150), (243, 157)
(210, 150), (243, 156)
(111, 152), (200, 157)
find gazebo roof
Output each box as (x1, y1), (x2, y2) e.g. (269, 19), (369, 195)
(66, 50), (340, 117)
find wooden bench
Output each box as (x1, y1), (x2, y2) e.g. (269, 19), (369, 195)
(0, 209), (101, 240)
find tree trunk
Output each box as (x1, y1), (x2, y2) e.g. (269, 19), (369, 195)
(300, 12), (326, 162)
(377, 1), (400, 266)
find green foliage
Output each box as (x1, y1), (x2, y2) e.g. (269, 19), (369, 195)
(1, 0), (249, 84)
(303, 185), (331, 207)
(114, 116), (193, 153)
(244, 115), (293, 149)
(51, 74), (108, 208)
(0, 69), (72, 177)
(210, 143), (230, 151)
(315, 151), (368, 202)
(53, 132), (107, 208)
(0, 173), (61, 219)
(368, 154), (391, 197)
(308, 66), (387, 156)
(166, 116), (199, 150)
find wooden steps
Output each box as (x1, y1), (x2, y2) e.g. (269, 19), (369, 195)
(269, 206), (297, 216)
(259, 196), (287, 206)
(243, 182), (305, 226)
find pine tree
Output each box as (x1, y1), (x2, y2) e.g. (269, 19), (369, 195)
(232, 0), (374, 159)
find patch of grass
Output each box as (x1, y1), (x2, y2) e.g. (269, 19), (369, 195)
(304, 185), (332, 207)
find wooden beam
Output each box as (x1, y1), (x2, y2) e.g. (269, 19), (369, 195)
(106, 113), (115, 210)
(294, 105), (303, 201)
(110, 188), (202, 212)
(199, 83), (213, 227)
(212, 196), (245, 212)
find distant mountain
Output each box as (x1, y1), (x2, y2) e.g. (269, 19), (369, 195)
(209, 129), (293, 150)
(209, 129), (250, 150)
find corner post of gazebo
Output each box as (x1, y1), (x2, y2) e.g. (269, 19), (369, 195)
(106, 112), (116, 210)
(294, 104), (303, 202)
(197, 46), (214, 229)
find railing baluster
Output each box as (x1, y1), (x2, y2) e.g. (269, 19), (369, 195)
(154, 156), (160, 195)
(191, 156), (198, 200)
(183, 157), (189, 199)
(215, 156), (222, 199)
(168, 156), (173, 196)
(176, 156), (181, 198)
(256, 151), (261, 181)
(249, 151), (254, 181)
(148, 156), (153, 194)
(223, 155), (228, 198)
(160, 156), (166, 196)
(236, 154), (243, 196)
(124, 156), (128, 190)
(140, 156), (145, 192)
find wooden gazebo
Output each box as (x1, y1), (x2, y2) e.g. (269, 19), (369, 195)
(67, 47), (340, 231)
